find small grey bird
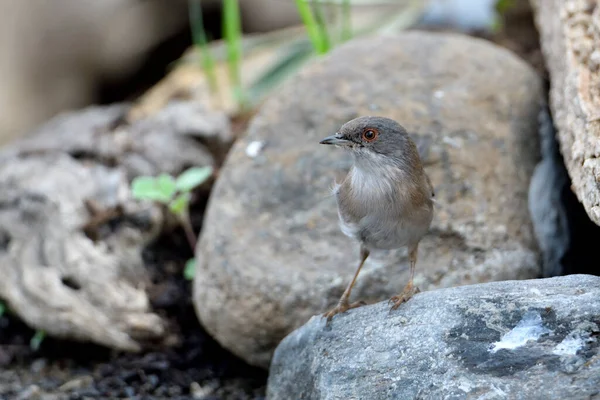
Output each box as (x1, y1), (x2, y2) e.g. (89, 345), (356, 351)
(319, 116), (434, 321)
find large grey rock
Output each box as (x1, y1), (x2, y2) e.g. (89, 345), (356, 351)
(194, 31), (543, 368)
(267, 274), (600, 400)
(530, 0), (600, 226)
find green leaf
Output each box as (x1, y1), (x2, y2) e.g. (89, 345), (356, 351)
(156, 173), (177, 198)
(0, 301), (5, 318)
(30, 330), (46, 351)
(175, 166), (213, 192)
(184, 258), (196, 280)
(131, 176), (159, 199)
(131, 174), (176, 203)
(169, 192), (191, 216)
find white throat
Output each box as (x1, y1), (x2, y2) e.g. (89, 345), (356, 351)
(349, 153), (403, 201)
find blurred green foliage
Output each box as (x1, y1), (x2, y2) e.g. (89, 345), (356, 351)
(131, 166), (213, 280)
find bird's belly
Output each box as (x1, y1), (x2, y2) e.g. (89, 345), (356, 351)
(363, 223), (415, 250)
(339, 212), (429, 250)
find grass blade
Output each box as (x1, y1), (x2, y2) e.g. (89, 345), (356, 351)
(295, 0), (328, 54)
(340, 0), (352, 42)
(312, 0), (331, 52)
(30, 330), (46, 351)
(223, 0), (246, 108)
(188, 0), (219, 95)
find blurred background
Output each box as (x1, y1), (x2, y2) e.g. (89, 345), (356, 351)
(0, 0), (533, 147)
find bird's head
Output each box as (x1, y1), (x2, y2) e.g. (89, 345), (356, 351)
(320, 116), (415, 166)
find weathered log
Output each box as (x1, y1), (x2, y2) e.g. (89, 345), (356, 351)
(0, 102), (229, 351)
(530, 0), (600, 225)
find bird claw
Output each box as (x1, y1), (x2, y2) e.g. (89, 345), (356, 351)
(323, 300), (366, 322)
(388, 283), (419, 312)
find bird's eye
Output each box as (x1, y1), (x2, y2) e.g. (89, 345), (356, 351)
(362, 128), (378, 142)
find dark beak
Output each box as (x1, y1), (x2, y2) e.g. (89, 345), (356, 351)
(319, 133), (352, 146)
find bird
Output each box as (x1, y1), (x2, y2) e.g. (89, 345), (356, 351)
(319, 116), (434, 322)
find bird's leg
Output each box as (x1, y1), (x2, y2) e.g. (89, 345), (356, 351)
(323, 246), (370, 322)
(389, 243), (421, 311)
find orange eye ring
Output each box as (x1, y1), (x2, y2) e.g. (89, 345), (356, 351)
(362, 128), (378, 142)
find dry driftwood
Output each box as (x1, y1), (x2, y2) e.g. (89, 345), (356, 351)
(530, 0), (600, 225)
(0, 102), (231, 351)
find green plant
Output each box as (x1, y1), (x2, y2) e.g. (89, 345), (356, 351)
(30, 329), (46, 351)
(187, 0), (425, 110)
(131, 166), (213, 280)
(0, 301), (46, 351)
(295, 0), (331, 54)
(492, 0), (516, 32)
(495, 0), (515, 14)
(189, 0), (219, 95)
(223, 0), (247, 109)
(340, 0), (353, 42)
(184, 259), (197, 281)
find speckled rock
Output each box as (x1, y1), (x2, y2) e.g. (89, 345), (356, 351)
(267, 274), (600, 400)
(194, 31), (543, 368)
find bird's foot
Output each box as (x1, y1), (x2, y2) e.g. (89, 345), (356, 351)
(388, 282), (419, 312)
(323, 300), (366, 322)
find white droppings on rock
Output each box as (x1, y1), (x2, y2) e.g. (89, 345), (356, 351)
(553, 334), (585, 356)
(529, 288), (542, 296)
(457, 377), (474, 393)
(489, 311), (551, 353)
(434, 90), (445, 99)
(245, 140), (265, 158)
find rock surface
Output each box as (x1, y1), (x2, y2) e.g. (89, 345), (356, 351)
(0, 102), (227, 351)
(194, 31), (543, 368)
(528, 106), (571, 277)
(530, 0), (600, 226)
(267, 274), (600, 400)
(528, 104), (600, 277)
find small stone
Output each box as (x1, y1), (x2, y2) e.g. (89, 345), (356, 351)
(58, 375), (93, 391)
(30, 359), (47, 374)
(190, 381), (215, 399)
(124, 386), (135, 398)
(17, 385), (41, 400)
